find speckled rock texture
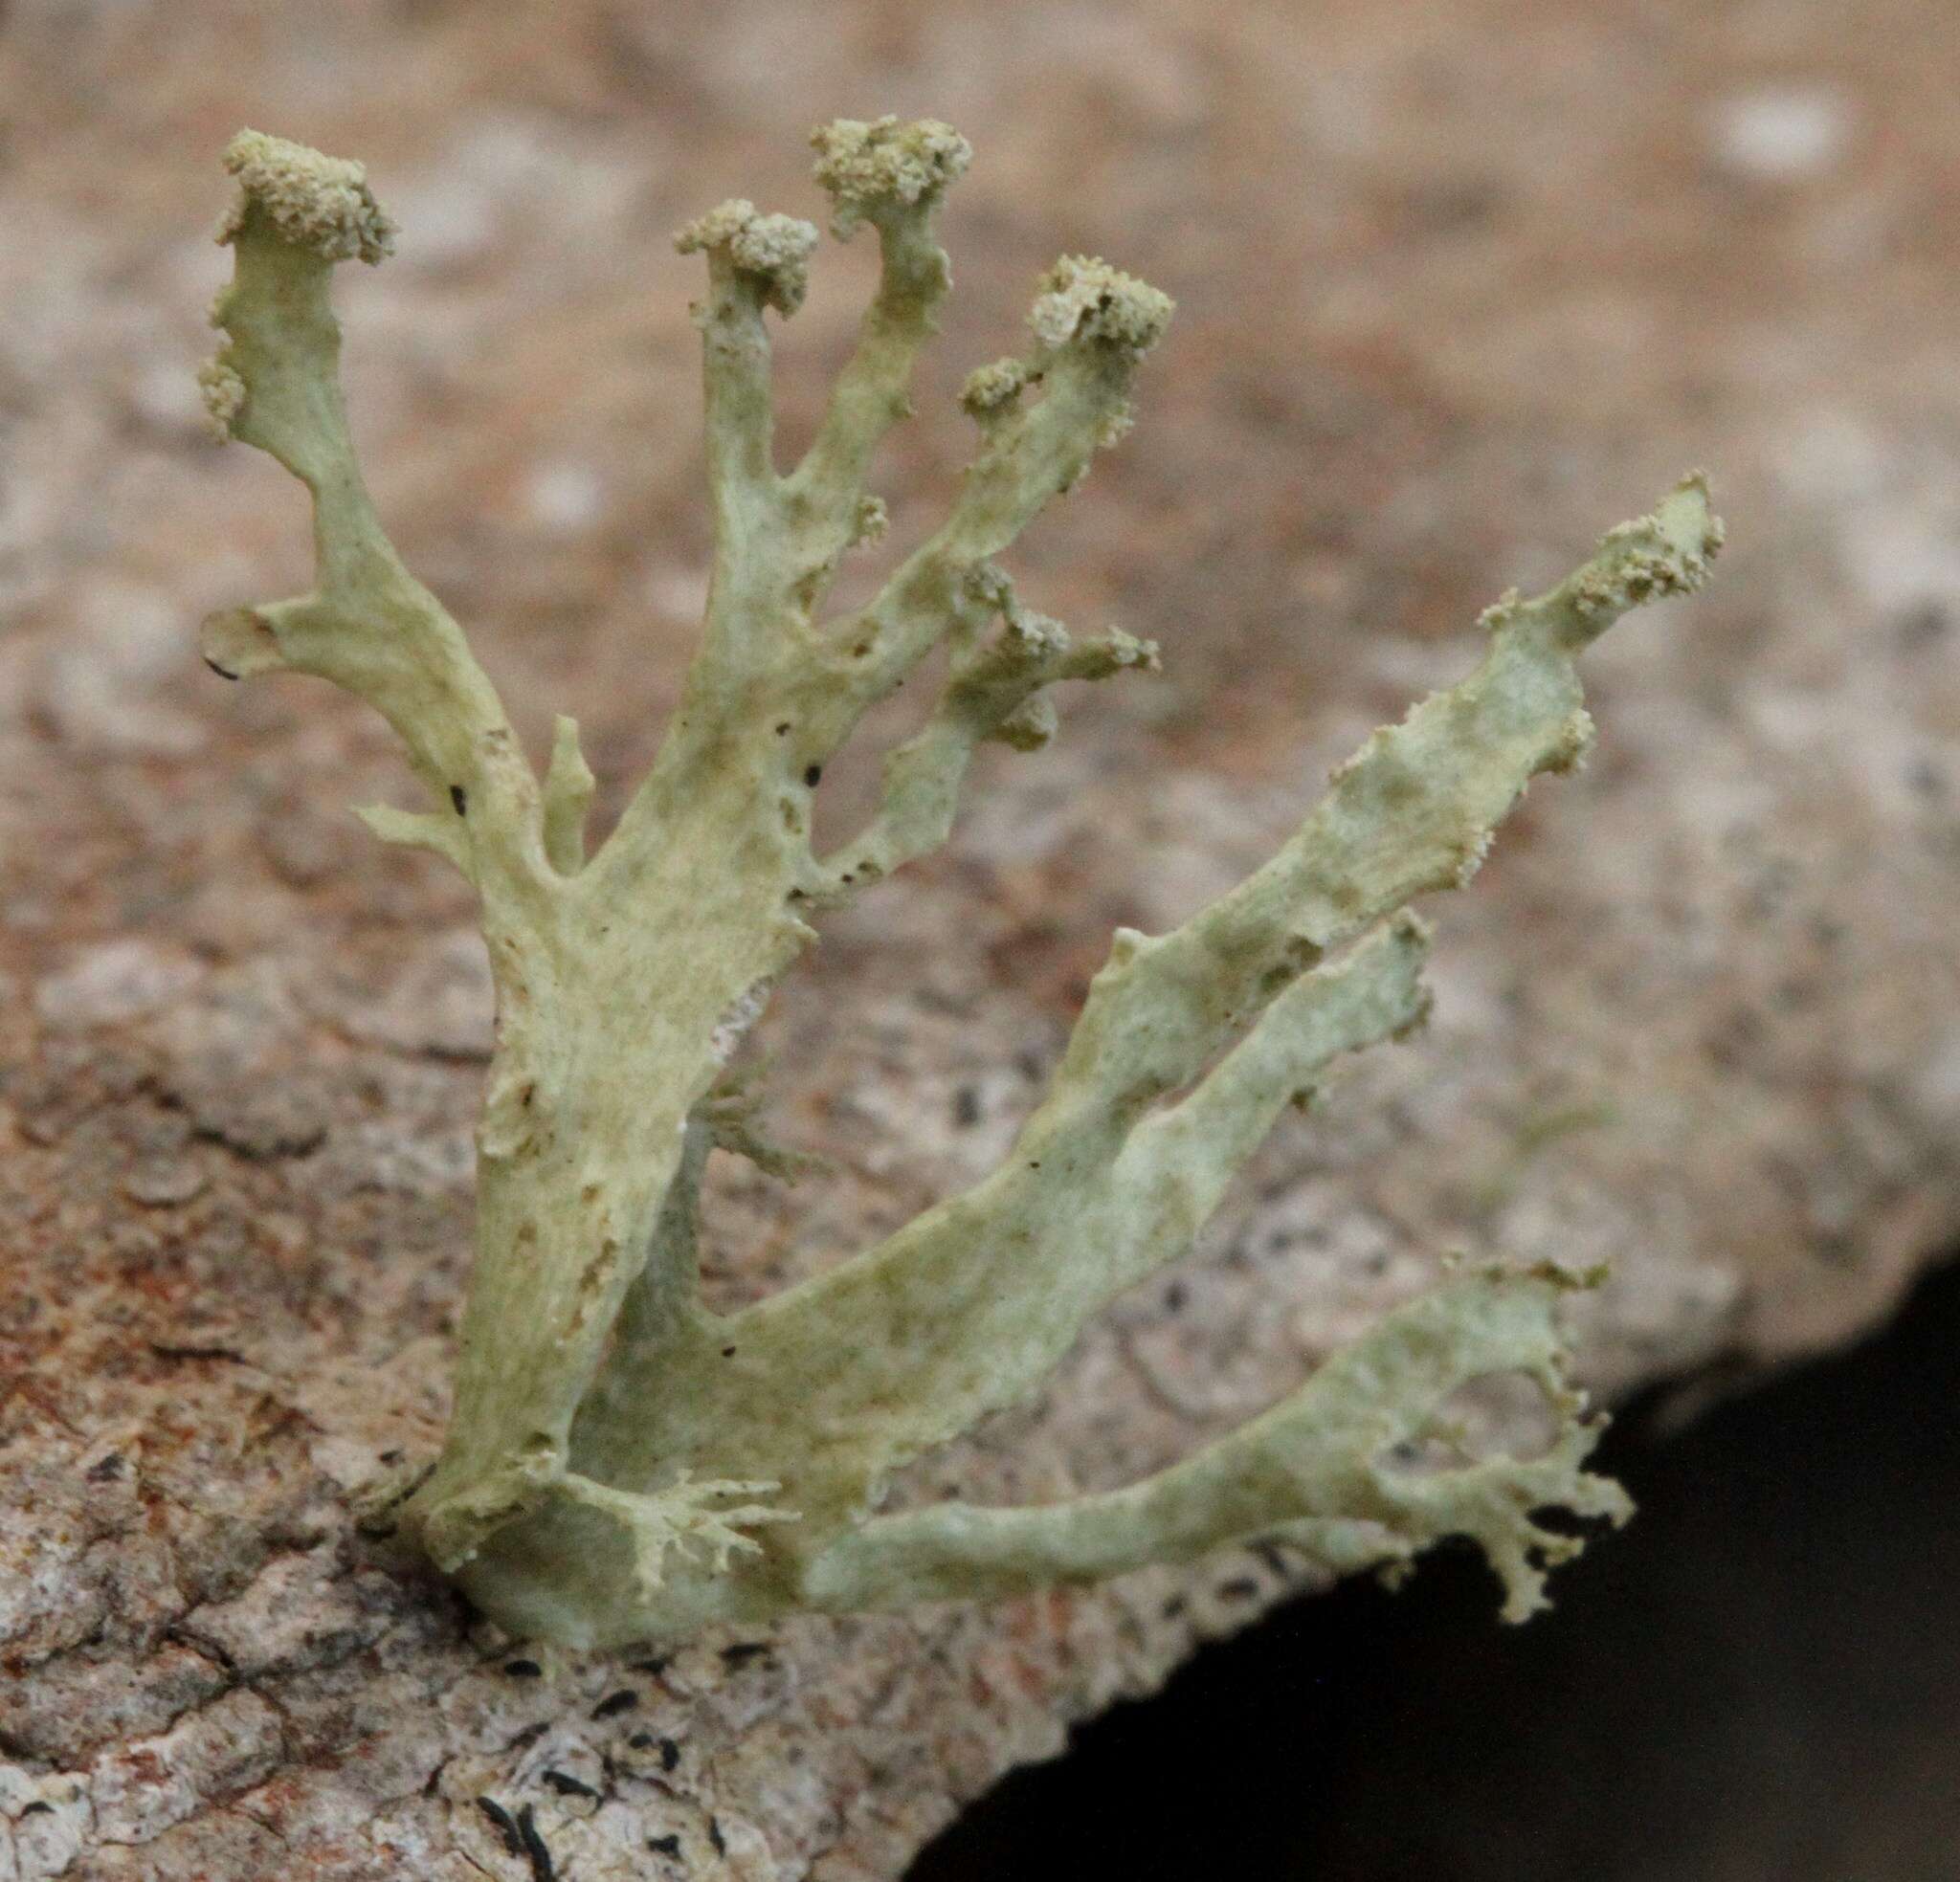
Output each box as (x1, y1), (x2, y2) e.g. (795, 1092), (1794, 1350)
(2, 4), (1956, 1877)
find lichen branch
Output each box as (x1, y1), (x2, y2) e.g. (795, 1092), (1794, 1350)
(200, 130), (547, 900)
(673, 198), (816, 546)
(729, 913), (1437, 1499)
(805, 1267), (1632, 1624)
(559, 1470), (799, 1599)
(785, 117), (971, 597)
(352, 801), (475, 880)
(727, 476), (1718, 1512)
(540, 714), (596, 875)
(810, 565), (1159, 895)
(782, 255), (1172, 792)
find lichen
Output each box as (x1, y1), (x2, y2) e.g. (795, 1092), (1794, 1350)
(197, 121), (1722, 1648)
(194, 357), (245, 443)
(673, 199), (820, 317)
(1027, 254), (1175, 353)
(960, 356), (1031, 418)
(215, 128), (396, 264)
(810, 114), (972, 240)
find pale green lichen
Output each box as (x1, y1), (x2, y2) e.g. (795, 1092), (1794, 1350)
(674, 199), (820, 317)
(215, 128), (396, 263)
(198, 122), (1723, 1649)
(1027, 254), (1175, 353)
(849, 492), (889, 547)
(810, 114), (972, 240)
(194, 356), (245, 443)
(959, 355), (1031, 419)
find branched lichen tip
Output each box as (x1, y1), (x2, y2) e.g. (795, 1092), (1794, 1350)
(216, 128), (396, 264)
(810, 115), (972, 238)
(1565, 474), (1724, 632)
(674, 198), (820, 315)
(1028, 255), (1174, 355)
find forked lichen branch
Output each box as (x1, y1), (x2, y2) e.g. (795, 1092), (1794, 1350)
(197, 121), (1721, 1648)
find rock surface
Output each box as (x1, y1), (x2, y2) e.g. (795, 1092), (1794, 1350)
(2, 4), (1957, 1877)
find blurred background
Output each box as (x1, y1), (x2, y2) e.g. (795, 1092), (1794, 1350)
(2, 3), (1958, 1878)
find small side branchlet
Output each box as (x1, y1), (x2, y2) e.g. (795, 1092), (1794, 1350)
(197, 122), (1721, 1647)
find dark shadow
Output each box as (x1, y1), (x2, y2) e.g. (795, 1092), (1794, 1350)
(911, 1255), (1960, 1882)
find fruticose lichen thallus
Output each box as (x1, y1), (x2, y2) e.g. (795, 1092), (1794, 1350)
(197, 121), (1721, 1648)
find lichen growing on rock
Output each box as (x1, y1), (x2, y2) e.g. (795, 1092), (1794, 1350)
(197, 120), (1721, 1648)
